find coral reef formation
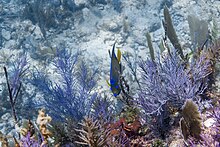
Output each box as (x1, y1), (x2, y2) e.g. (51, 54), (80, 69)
(0, 1), (219, 147)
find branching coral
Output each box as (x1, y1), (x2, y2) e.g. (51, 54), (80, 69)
(30, 47), (98, 121)
(150, 104), (173, 139)
(138, 49), (211, 138)
(75, 115), (139, 147)
(139, 53), (184, 115)
(3, 53), (29, 124)
(138, 50), (212, 115)
(204, 39), (220, 91)
(36, 109), (52, 146)
(92, 94), (113, 122)
(201, 101), (220, 145)
(75, 116), (111, 147)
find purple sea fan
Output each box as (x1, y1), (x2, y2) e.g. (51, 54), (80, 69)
(30, 47), (98, 121)
(92, 94), (113, 122)
(138, 60), (167, 115)
(212, 106), (220, 124)
(138, 51), (211, 115)
(3, 53), (29, 123)
(10, 53), (29, 98)
(209, 104), (220, 140)
(188, 50), (213, 97)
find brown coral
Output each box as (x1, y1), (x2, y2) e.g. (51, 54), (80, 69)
(75, 116), (111, 146)
(36, 109), (52, 146)
(0, 132), (9, 147)
(20, 119), (35, 137)
(180, 99), (202, 140)
(163, 5), (185, 60)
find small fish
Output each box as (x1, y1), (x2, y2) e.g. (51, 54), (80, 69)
(107, 43), (122, 97)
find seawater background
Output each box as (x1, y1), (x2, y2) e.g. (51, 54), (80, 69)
(0, 0), (219, 137)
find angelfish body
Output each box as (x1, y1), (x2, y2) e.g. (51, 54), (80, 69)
(108, 43), (122, 97)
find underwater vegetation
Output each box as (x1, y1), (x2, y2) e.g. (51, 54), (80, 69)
(139, 50), (211, 115)
(3, 53), (29, 124)
(30, 47), (99, 122)
(0, 5), (220, 147)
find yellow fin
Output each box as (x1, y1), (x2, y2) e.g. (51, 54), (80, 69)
(117, 48), (121, 62)
(106, 80), (111, 87)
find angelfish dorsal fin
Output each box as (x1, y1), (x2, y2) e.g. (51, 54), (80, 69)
(106, 79), (111, 87)
(117, 48), (121, 62)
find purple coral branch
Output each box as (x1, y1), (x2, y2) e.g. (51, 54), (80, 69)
(138, 50), (211, 115)
(30, 47), (98, 121)
(3, 66), (18, 123)
(3, 53), (29, 124)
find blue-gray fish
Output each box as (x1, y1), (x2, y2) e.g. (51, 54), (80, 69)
(107, 43), (122, 97)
